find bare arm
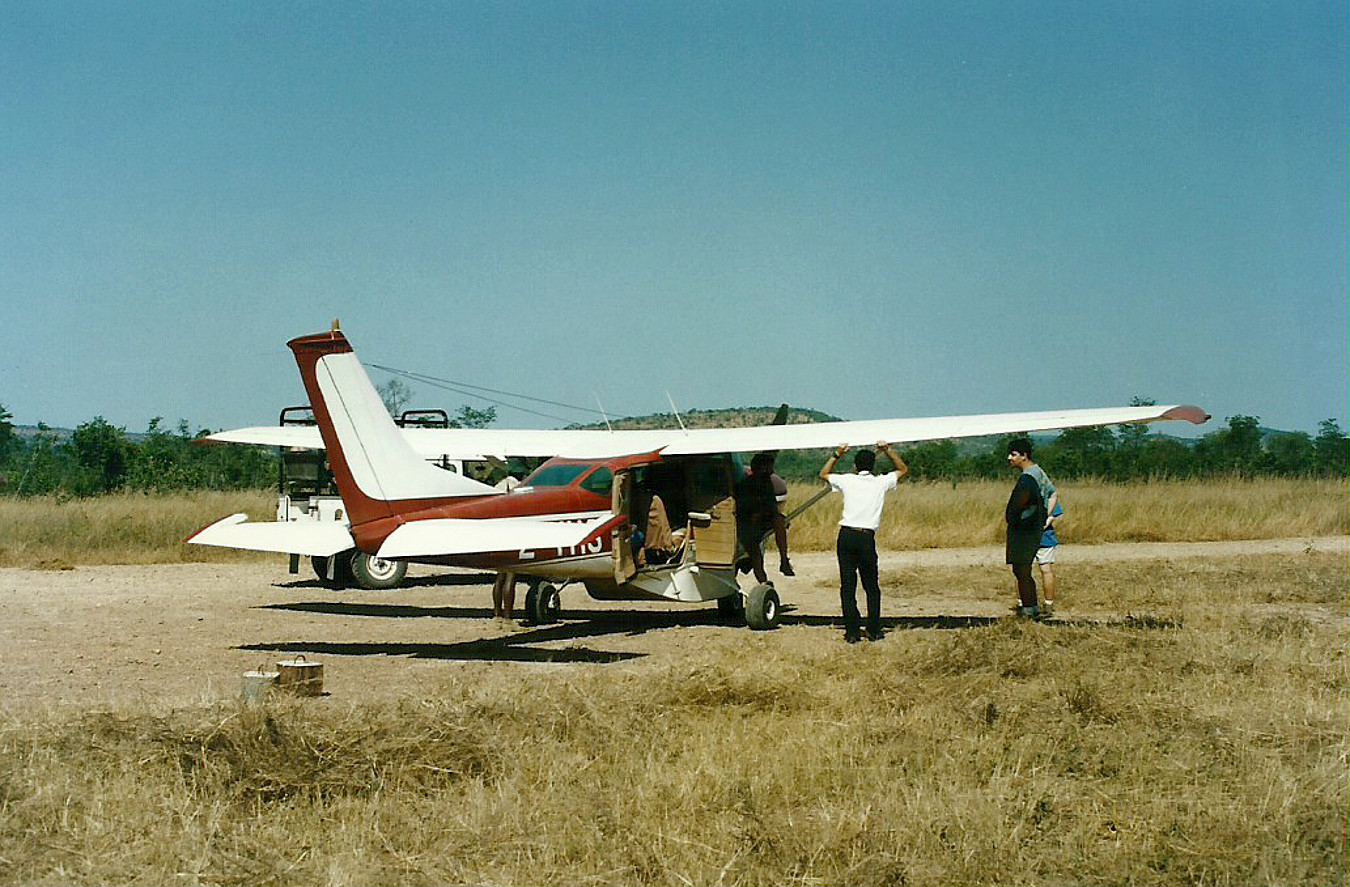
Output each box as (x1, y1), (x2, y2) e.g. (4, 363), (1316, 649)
(1045, 491), (1059, 528)
(819, 445), (849, 481)
(878, 442), (909, 480)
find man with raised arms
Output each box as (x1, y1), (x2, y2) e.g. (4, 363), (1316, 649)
(819, 442), (909, 643)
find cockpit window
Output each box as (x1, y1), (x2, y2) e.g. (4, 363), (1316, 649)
(580, 467), (613, 497)
(521, 463), (591, 487)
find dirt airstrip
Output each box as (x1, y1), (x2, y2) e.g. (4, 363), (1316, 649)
(1, 537), (1344, 712)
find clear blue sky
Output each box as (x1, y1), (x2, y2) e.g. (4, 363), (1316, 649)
(3, 2), (1346, 437)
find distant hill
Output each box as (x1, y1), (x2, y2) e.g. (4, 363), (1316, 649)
(566, 405), (843, 431)
(14, 425), (148, 443)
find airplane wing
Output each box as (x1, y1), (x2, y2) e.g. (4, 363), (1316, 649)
(207, 404), (1208, 460)
(376, 515), (612, 558)
(312, 404), (1209, 460)
(204, 424), (491, 462)
(206, 425), (326, 449)
(656, 404), (1210, 455)
(205, 422), (672, 459)
(187, 513), (354, 557)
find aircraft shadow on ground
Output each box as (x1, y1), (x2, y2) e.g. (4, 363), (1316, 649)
(240, 598), (1179, 665)
(277, 572), (497, 591)
(243, 604), (733, 664)
(237, 637), (644, 664)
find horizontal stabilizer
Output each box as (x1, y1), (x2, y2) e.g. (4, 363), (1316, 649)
(187, 513), (354, 557)
(378, 515), (611, 559)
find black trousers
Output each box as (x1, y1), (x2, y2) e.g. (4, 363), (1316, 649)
(837, 526), (881, 638)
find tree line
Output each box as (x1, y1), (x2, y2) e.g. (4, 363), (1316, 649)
(0, 402), (1344, 497)
(772, 412), (1348, 482)
(0, 396), (498, 497)
(0, 410), (277, 496)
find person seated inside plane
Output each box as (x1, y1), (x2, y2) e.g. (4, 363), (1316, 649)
(642, 496), (688, 567)
(641, 464), (689, 528)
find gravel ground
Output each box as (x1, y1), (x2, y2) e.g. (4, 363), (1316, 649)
(1, 536), (1343, 712)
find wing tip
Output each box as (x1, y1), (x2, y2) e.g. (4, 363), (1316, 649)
(1161, 405), (1211, 425)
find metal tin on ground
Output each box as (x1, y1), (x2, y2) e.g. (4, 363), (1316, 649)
(241, 667), (279, 702)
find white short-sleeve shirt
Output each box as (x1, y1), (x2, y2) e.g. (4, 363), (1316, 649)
(827, 471), (900, 531)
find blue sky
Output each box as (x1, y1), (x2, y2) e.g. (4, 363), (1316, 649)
(2, 1), (1346, 437)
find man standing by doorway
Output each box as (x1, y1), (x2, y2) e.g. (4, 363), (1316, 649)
(819, 442), (908, 643)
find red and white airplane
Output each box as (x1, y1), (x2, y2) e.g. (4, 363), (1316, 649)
(190, 327), (1209, 628)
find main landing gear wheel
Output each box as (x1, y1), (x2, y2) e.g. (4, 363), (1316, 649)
(524, 582), (562, 624)
(349, 551), (407, 589)
(312, 550), (407, 590)
(717, 593), (746, 622)
(312, 552), (355, 588)
(744, 583), (781, 631)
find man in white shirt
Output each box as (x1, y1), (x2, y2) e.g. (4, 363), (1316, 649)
(819, 442), (909, 643)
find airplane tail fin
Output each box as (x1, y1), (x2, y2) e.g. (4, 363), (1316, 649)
(288, 329), (496, 535)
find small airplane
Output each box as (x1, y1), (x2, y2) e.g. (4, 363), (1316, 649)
(190, 326), (1210, 628)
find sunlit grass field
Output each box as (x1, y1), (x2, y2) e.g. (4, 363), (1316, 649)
(0, 490), (274, 568)
(786, 476), (1347, 550)
(0, 552), (1344, 885)
(0, 478), (1344, 569)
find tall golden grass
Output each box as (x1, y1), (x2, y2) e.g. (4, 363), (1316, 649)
(0, 478), (1344, 569)
(0, 490), (273, 569)
(785, 476), (1348, 551)
(0, 552), (1343, 884)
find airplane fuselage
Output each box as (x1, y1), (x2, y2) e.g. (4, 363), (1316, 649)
(364, 452), (747, 603)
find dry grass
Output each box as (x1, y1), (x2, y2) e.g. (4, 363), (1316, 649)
(0, 491), (274, 569)
(0, 478), (1343, 570)
(0, 553), (1344, 885)
(785, 476), (1348, 551)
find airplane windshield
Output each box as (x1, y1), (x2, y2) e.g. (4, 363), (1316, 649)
(521, 463), (592, 487)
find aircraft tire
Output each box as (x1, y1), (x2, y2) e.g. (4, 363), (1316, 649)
(716, 593), (745, 623)
(525, 582), (562, 624)
(311, 552), (356, 589)
(350, 551), (407, 590)
(744, 583), (780, 631)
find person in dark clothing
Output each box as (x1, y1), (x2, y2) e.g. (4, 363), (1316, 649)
(769, 468), (794, 576)
(1005, 437), (1048, 619)
(735, 452), (780, 584)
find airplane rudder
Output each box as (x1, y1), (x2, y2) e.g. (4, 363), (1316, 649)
(285, 328), (398, 526)
(288, 329), (352, 358)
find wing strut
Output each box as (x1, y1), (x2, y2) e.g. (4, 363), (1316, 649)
(666, 391), (688, 434)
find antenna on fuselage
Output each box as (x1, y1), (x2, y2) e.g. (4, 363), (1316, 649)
(666, 391), (688, 434)
(595, 393), (613, 433)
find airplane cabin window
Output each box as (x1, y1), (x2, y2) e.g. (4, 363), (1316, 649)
(521, 463), (592, 487)
(580, 467), (613, 497)
(687, 459), (732, 509)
